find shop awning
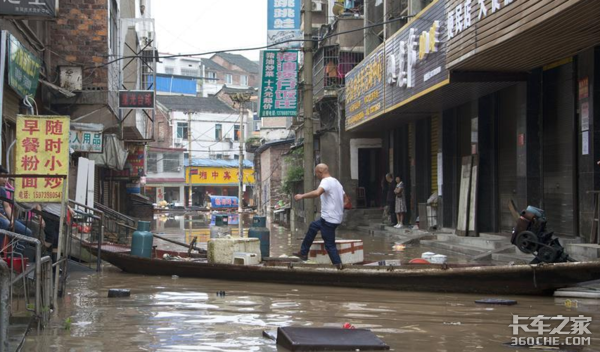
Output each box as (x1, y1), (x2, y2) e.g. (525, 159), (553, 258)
(88, 134), (128, 170)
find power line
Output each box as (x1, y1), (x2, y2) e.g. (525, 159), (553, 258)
(78, 15), (416, 70)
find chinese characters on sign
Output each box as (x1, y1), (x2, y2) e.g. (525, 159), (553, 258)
(510, 315), (592, 347)
(126, 145), (145, 177)
(0, 0), (56, 18)
(8, 34), (42, 98)
(70, 131), (103, 153)
(118, 90), (155, 109)
(187, 167), (255, 185)
(345, 0), (447, 130)
(448, 0), (515, 40)
(15, 116), (70, 203)
(267, 0), (301, 49)
(259, 50), (298, 118)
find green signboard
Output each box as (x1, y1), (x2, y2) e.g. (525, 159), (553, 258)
(8, 34), (41, 98)
(259, 50), (299, 117)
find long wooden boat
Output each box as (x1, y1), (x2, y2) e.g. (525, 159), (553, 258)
(95, 244), (600, 296)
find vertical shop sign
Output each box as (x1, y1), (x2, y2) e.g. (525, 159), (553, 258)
(259, 50), (298, 117)
(15, 115), (70, 202)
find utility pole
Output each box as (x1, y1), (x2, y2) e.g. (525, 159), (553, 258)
(231, 93), (251, 237)
(188, 111), (193, 209)
(303, 0), (315, 225)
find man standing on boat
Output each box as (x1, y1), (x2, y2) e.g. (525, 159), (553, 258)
(292, 164), (345, 266)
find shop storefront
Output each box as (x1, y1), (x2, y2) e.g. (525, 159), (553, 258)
(345, 0), (600, 238)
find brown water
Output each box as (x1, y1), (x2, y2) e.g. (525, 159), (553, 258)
(22, 214), (600, 351)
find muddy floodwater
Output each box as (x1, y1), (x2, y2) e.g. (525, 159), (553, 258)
(23, 213), (600, 351)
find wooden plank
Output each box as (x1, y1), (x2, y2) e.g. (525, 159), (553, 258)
(468, 155), (479, 237)
(456, 156), (472, 237)
(87, 159), (95, 211)
(75, 157), (89, 214)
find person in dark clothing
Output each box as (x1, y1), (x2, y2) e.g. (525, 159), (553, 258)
(385, 173), (397, 226)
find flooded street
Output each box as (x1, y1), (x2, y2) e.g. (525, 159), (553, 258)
(23, 214), (600, 351)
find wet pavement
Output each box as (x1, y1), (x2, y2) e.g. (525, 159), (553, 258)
(22, 213), (600, 351)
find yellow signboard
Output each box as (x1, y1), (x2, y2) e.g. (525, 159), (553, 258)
(15, 115), (70, 203)
(186, 167), (255, 185)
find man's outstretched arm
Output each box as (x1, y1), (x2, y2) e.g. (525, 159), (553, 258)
(294, 187), (325, 201)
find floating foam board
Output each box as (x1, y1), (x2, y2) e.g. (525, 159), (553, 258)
(554, 290), (600, 299)
(276, 327), (389, 351)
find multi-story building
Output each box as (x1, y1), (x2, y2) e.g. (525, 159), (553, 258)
(342, 0), (600, 249)
(146, 95), (254, 206)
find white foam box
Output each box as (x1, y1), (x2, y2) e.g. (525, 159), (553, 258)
(208, 238), (260, 264)
(308, 240), (364, 264)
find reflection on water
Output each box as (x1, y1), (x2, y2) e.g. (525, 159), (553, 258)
(22, 213), (600, 351)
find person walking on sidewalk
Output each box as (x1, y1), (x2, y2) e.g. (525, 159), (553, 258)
(292, 164), (345, 266)
(394, 175), (407, 228)
(385, 173), (397, 227)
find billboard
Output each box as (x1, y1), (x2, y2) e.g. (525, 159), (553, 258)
(267, 0), (301, 49)
(8, 34), (41, 98)
(259, 50), (299, 118)
(0, 0), (57, 18)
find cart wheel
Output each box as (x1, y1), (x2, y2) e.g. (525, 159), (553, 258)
(515, 231), (538, 254)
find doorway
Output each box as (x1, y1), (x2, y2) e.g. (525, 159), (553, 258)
(358, 148), (383, 207)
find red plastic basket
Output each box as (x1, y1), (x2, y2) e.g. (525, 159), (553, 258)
(2, 256), (29, 274)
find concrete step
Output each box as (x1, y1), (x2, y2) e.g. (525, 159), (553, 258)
(565, 244), (600, 261)
(420, 240), (488, 257)
(435, 234), (508, 250)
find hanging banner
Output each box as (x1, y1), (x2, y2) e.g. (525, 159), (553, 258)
(0, 0), (57, 17)
(8, 34), (42, 98)
(126, 145), (145, 177)
(259, 50), (299, 117)
(267, 0), (301, 49)
(15, 115), (70, 203)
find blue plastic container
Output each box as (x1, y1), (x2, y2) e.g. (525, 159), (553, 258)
(248, 216), (270, 259)
(131, 221), (153, 258)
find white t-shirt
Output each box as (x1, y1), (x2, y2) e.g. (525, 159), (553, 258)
(319, 177), (345, 224)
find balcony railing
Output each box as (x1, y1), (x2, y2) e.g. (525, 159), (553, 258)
(313, 45), (363, 102)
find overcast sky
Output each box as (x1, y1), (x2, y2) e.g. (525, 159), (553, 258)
(153, 0), (267, 61)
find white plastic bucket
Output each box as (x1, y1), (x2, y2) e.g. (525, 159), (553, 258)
(421, 252), (436, 260)
(430, 254), (448, 264)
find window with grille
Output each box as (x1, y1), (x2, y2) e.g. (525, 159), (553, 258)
(147, 152), (158, 173)
(177, 122), (188, 140)
(207, 71), (217, 79)
(215, 124), (222, 140)
(240, 75), (248, 86)
(234, 125), (240, 141)
(181, 68), (198, 77)
(163, 153), (180, 172)
(164, 67), (175, 74)
(225, 74), (233, 84)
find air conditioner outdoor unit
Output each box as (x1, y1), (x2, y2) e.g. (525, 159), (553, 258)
(312, 1), (323, 12)
(174, 138), (183, 146)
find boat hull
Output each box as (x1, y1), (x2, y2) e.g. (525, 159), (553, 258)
(99, 249), (600, 295)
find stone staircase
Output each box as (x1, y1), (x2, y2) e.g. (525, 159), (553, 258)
(341, 208), (385, 230)
(357, 222), (598, 263)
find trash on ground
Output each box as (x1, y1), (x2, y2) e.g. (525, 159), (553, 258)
(474, 299), (518, 306)
(108, 289), (131, 298)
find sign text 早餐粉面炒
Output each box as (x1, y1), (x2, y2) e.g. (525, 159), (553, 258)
(15, 116), (70, 203)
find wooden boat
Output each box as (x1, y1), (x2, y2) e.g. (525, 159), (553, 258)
(94, 243), (600, 296)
